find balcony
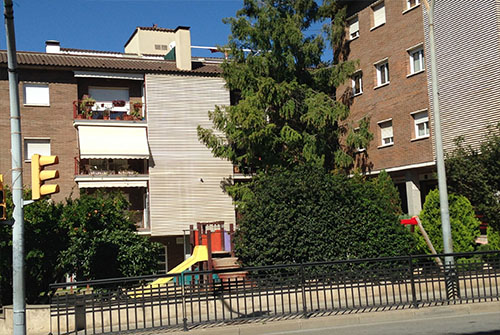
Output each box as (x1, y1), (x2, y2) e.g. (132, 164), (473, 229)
(75, 158), (150, 231)
(73, 98), (144, 121)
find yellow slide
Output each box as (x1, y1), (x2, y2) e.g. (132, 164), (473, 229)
(128, 245), (208, 298)
(150, 245), (209, 286)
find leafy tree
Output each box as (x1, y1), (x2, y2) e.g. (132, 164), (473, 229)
(417, 189), (480, 254)
(446, 123), (500, 232)
(485, 226), (500, 251)
(1, 190), (161, 304)
(59, 191), (162, 281)
(198, 0), (372, 173)
(370, 170), (403, 216)
(234, 166), (414, 266)
(0, 189), (66, 304)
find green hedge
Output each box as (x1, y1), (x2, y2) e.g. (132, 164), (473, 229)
(234, 167), (415, 266)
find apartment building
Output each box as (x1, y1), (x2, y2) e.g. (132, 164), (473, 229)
(0, 26), (235, 270)
(342, 0), (500, 215)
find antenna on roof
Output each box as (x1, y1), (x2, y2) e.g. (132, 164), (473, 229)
(153, 24), (158, 28)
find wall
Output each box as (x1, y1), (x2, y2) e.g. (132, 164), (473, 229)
(146, 74), (235, 237)
(0, 68), (79, 202)
(0, 305), (50, 335)
(342, 0), (434, 172)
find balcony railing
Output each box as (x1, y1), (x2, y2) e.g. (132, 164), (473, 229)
(73, 100), (144, 121)
(74, 158), (147, 176)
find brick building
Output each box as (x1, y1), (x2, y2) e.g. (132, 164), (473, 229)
(341, 0), (500, 215)
(0, 26), (235, 271)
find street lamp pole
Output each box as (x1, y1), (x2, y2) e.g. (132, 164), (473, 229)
(3, 1), (26, 334)
(423, 0), (457, 297)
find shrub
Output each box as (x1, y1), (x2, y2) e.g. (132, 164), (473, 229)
(234, 166), (415, 267)
(1, 189), (161, 304)
(418, 189), (480, 254)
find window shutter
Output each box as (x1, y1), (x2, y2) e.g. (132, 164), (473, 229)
(349, 18), (359, 36)
(25, 139), (51, 161)
(24, 84), (50, 105)
(380, 121), (393, 139)
(373, 3), (386, 27)
(414, 111), (428, 123)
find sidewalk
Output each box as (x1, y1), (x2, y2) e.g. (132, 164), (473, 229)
(167, 301), (500, 335)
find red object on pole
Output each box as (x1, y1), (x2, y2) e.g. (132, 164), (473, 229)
(400, 217), (418, 225)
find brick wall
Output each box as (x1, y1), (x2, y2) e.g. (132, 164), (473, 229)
(342, 0), (434, 172)
(0, 68), (79, 202)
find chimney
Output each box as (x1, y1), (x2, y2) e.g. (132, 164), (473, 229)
(45, 40), (60, 53)
(174, 26), (192, 71)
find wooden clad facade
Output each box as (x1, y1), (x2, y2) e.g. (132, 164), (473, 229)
(146, 74), (235, 236)
(423, 0), (500, 153)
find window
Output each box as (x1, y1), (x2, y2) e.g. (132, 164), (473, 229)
(372, 2), (386, 29)
(375, 60), (390, 86)
(409, 47), (425, 74)
(88, 87), (130, 112)
(348, 16), (359, 40)
(413, 110), (429, 138)
(407, 0), (420, 10)
(352, 72), (363, 95)
(379, 120), (393, 146)
(24, 139), (50, 161)
(23, 83), (49, 106)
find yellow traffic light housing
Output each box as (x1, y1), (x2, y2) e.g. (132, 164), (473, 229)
(0, 174), (5, 220)
(31, 154), (60, 200)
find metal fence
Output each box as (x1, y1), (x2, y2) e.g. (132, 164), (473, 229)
(49, 250), (500, 334)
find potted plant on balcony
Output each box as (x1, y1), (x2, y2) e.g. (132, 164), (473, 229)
(112, 100), (126, 107)
(132, 102), (143, 120)
(79, 95), (96, 119)
(103, 108), (111, 120)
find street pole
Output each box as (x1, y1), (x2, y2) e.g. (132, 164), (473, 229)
(423, 0), (457, 298)
(3, 0), (26, 334)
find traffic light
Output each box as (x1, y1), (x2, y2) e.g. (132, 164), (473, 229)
(0, 174), (5, 220)
(31, 154), (59, 200)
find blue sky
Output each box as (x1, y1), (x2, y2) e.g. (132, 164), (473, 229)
(1, 0), (243, 57)
(1, 0), (332, 59)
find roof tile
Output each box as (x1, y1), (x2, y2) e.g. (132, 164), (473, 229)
(0, 50), (221, 75)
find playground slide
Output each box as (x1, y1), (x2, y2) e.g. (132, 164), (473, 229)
(149, 245), (209, 286)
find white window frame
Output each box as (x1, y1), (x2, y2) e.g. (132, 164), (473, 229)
(406, 0), (420, 10)
(412, 110), (430, 139)
(352, 71), (363, 96)
(371, 1), (386, 30)
(23, 83), (50, 106)
(378, 119), (394, 147)
(348, 16), (359, 40)
(409, 46), (425, 75)
(24, 138), (51, 162)
(375, 59), (390, 87)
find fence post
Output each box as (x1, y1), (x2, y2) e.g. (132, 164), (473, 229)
(408, 255), (418, 308)
(181, 272), (188, 331)
(301, 264), (308, 318)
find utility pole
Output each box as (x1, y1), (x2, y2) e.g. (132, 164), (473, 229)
(3, 0), (27, 334)
(423, 0), (458, 298)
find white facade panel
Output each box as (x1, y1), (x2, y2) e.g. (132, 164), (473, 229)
(146, 74), (235, 236)
(423, 0), (500, 154)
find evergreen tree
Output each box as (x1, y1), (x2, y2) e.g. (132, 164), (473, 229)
(198, 0), (372, 173)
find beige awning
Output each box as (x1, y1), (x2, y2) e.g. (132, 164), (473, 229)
(78, 180), (147, 188)
(78, 126), (149, 159)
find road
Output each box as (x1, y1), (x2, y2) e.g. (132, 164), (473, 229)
(257, 311), (500, 335)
